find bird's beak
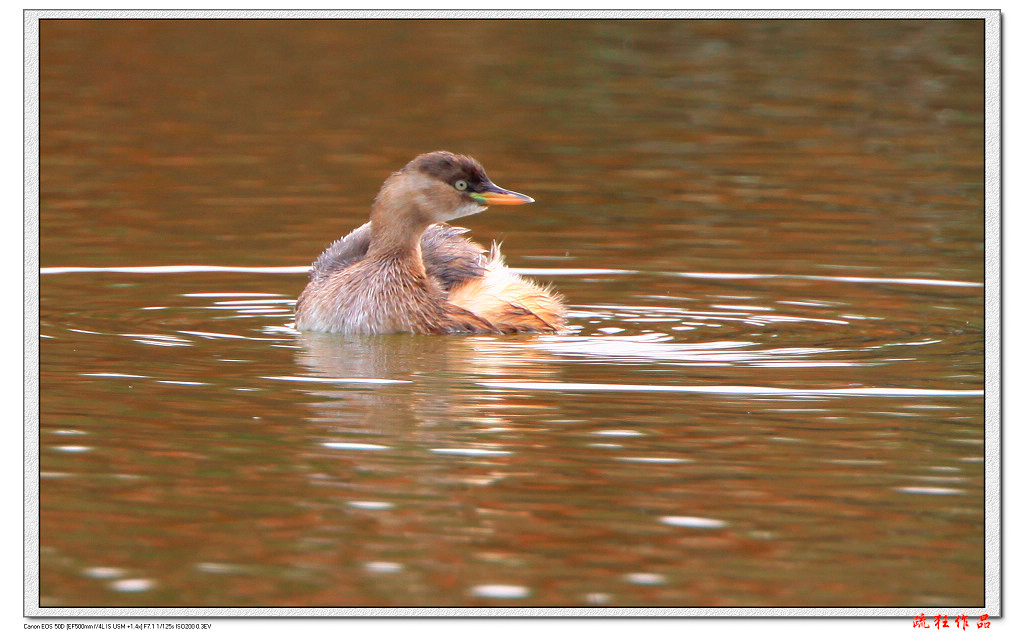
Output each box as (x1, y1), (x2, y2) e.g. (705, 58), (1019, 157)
(471, 182), (535, 206)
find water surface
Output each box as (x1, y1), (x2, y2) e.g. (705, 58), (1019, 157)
(37, 19), (985, 609)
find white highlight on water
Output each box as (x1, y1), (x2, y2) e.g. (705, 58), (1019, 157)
(479, 381), (982, 398)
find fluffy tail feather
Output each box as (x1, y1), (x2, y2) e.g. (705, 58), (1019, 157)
(447, 242), (567, 334)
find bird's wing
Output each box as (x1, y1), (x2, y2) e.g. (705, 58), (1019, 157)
(308, 222), (373, 282)
(420, 224), (487, 291)
(308, 222), (486, 291)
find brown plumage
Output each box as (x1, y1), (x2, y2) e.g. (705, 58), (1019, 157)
(294, 151), (567, 335)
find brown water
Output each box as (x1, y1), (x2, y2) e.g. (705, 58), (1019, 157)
(36, 19), (986, 609)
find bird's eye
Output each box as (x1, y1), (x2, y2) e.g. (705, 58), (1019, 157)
(454, 180), (469, 191)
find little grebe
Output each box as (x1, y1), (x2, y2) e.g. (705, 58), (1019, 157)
(294, 151), (566, 334)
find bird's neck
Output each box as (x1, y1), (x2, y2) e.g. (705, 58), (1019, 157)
(366, 188), (431, 271)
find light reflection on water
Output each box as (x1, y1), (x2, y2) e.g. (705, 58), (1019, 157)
(40, 262), (983, 608)
(477, 381), (982, 398)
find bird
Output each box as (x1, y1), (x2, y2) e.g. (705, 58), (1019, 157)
(294, 151), (566, 335)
